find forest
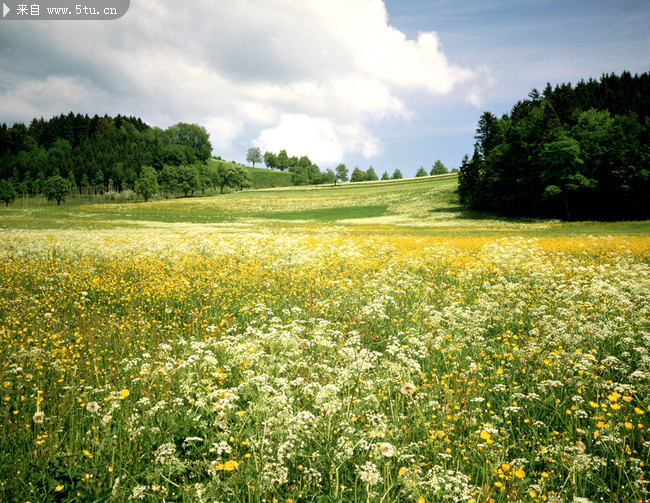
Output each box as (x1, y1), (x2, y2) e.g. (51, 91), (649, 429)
(459, 71), (650, 220)
(0, 113), (222, 199)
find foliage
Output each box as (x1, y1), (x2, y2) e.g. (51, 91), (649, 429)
(350, 167), (367, 182)
(214, 161), (252, 193)
(246, 146), (262, 168)
(0, 179), (17, 206)
(430, 160), (448, 175)
(366, 166), (379, 181)
(0, 114), (212, 194)
(134, 165), (159, 202)
(263, 151), (278, 169)
(43, 175), (71, 205)
(415, 166), (428, 177)
(335, 163), (349, 185)
(392, 169), (403, 179)
(459, 71), (650, 219)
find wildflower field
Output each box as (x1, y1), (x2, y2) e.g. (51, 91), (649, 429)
(1, 175), (649, 502)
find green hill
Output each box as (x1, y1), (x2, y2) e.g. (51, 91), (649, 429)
(207, 159), (293, 190)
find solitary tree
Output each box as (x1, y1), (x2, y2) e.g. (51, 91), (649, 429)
(246, 147), (262, 168)
(392, 169), (403, 180)
(134, 166), (159, 202)
(334, 164), (349, 186)
(43, 175), (71, 205)
(0, 179), (17, 206)
(415, 166), (428, 177)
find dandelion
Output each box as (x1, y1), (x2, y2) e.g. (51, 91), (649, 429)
(480, 430), (491, 441)
(86, 401), (100, 413)
(400, 382), (417, 395)
(379, 442), (395, 458)
(119, 389), (130, 400)
(33, 411), (45, 424)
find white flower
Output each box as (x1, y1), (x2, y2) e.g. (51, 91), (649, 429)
(86, 402), (100, 414)
(379, 442), (395, 458)
(33, 411), (45, 424)
(400, 382), (416, 396)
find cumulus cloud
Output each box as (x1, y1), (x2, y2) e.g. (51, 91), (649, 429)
(0, 0), (482, 164)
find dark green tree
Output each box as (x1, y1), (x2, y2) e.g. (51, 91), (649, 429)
(381, 171), (390, 180)
(415, 166), (428, 177)
(392, 169), (403, 180)
(430, 160), (447, 175)
(0, 179), (17, 206)
(159, 165), (179, 197)
(350, 167), (366, 182)
(43, 175), (71, 205)
(263, 151), (278, 170)
(134, 166), (159, 202)
(176, 164), (200, 197)
(365, 166), (379, 181)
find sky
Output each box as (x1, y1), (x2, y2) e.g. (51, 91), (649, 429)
(1, 0), (648, 177)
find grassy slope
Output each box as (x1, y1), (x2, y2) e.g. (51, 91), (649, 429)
(0, 173), (649, 238)
(207, 159), (293, 189)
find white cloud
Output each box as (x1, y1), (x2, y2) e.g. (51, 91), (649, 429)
(0, 0), (482, 164)
(254, 114), (381, 165)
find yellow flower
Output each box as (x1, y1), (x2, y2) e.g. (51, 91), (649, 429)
(529, 489), (538, 497)
(635, 407), (645, 415)
(610, 403), (622, 411)
(607, 392), (621, 402)
(514, 468), (525, 479)
(55, 485), (64, 492)
(418, 497), (425, 503)
(589, 401), (599, 408)
(218, 460), (238, 471)
(625, 422), (634, 430)
(119, 389), (130, 400)
(541, 471), (549, 478)
(398, 467), (406, 476)
(480, 430), (491, 441)
(501, 463), (510, 472)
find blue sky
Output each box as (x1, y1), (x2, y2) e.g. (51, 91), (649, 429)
(1, 0), (648, 177)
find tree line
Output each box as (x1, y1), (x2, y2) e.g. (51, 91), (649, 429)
(458, 71), (650, 220)
(0, 112), (220, 204)
(248, 146), (449, 185)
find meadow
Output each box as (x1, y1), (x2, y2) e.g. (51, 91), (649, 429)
(1, 174), (649, 502)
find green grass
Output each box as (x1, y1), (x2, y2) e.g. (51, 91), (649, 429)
(1, 174), (649, 238)
(207, 159), (293, 189)
(1, 174), (650, 502)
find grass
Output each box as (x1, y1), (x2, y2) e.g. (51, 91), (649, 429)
(208, 159), (294, 190)
(1, 176), (649, 502)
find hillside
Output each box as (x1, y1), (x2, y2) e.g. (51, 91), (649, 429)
(207, 159), (293, 190)
(1, 173), (649, 239)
